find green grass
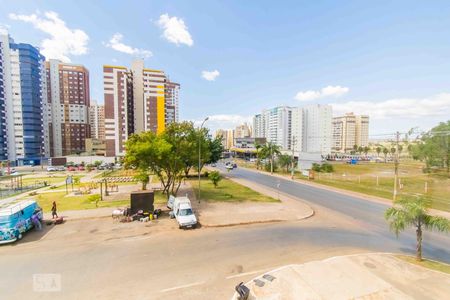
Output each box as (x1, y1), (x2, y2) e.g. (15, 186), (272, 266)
(396, 255), (450, 274)
(20, 175), (83, 186)
(190, 178), (278, 203)
(298, 162), (450, 211)
(30, 190), (167, 212)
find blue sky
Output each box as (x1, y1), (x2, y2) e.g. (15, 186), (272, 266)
(1, 0), (450, 137)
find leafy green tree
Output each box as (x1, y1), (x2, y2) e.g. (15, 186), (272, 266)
(411, 121), (450, 176)
(124, 122), (215, 197)
(94, 160), (102, 167)
(208, 171), (222, 188)
(134, 171), (150, 190)
(259, 142), (281, 174)
(385, 196), (450, 261)
(278, 154), (292, 173)
(88, 194), (101, 208)
(207, 136), (224, 165)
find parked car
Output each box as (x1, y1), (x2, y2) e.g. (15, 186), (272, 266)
(56, 166), (66, 171)
(167, 196), (197, 229)
(77, 165), (85, 171)
(67, 166), (76, 171)
(47, 166), (57, 172)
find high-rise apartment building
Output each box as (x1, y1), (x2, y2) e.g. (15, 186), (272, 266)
(291, 107), (304, 153)
(45, 59), (90, 156)
(302, 104), (332, 154)
(252, 106), (292, 150)
(89, 100), (105, 140)
(234, 123), (251, 139)
(332, 112), (369, 152)
(253, 104), (332, 155)
(0, 31), (47, 165)
(165, 80), (180, 124)
(104, 59), (180, 156)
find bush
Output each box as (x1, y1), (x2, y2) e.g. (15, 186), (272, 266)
(312, 163), (322, 172)
(264, 161), (278, 172)
(321, 163), (334, 173)
(208, 171), (222, 188)
(87, 194), (101, 208)
(312, 162), (334, 173)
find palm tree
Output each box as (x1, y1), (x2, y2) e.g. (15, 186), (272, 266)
(278, 154), (292, 173)
(363, 146), (370, 156)
(390, 147), (396, 157)
(385, 196), (450, 261)
(255, 144), (262, 170)
(357, 146), (364, 155)
(260, 142), (281, 174)
(383, 147), (389, 162)
(376, 146), (382, 157)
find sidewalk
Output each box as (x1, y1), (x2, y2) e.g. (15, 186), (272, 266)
(232, 253), (450, 300)
(187, 177), (314, 227)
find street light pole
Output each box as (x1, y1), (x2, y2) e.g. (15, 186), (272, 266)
(291, 136), (296, 179)
(198, 117), (209, 204)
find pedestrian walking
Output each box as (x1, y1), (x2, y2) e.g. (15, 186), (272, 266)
(51, 201), (58, 219)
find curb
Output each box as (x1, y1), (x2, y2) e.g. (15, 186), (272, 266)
(201, 209), (315, 228)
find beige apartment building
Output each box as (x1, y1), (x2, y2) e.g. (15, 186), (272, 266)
(89, 100), (105, 140)
(103, 59), (180, 157)
(45, 60), (90, 156)
(234, 123), (252, 139)
(332, 112), (369, 152)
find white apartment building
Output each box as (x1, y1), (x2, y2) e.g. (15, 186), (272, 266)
(252, 106), (292, 150)
(302, 104), (332, 154)
(253, 104), (332, 155)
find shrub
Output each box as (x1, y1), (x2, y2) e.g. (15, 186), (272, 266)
(208, 171), (222, 188)
(312, 162), (334, 173)
(321, 163), (334, 173)
(88, 194), (101, 208)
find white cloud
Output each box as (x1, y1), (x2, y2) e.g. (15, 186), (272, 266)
(9, 11), (88, 62)
(157, 14), (193, 47)
(104, 33), (152, 58)
(295, 85), (349, 101)
(201, 70), (220, 81)
(331, 93), (450, 119)
(192, 114), (252, 132)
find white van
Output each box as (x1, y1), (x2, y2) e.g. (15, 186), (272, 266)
(167, 196), (198, 229)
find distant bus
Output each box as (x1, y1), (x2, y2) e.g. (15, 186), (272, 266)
(0, 200), (43, 244)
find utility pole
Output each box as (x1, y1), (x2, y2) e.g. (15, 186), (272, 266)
(198, 117), (209, 204)
(393, 131), (400, 201)
(291, 136), (296, 179)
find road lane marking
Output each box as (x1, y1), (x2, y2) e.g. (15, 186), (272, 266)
(159, 281), (206, 293)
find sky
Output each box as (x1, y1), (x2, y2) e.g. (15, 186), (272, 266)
(1, 0), (450, 138)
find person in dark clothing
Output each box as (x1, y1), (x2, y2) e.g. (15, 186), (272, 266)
(51, 201), (58, 219)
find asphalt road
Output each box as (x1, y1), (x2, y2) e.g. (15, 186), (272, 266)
(220, 165), (450, 263)
(0, 165), (449, 299)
